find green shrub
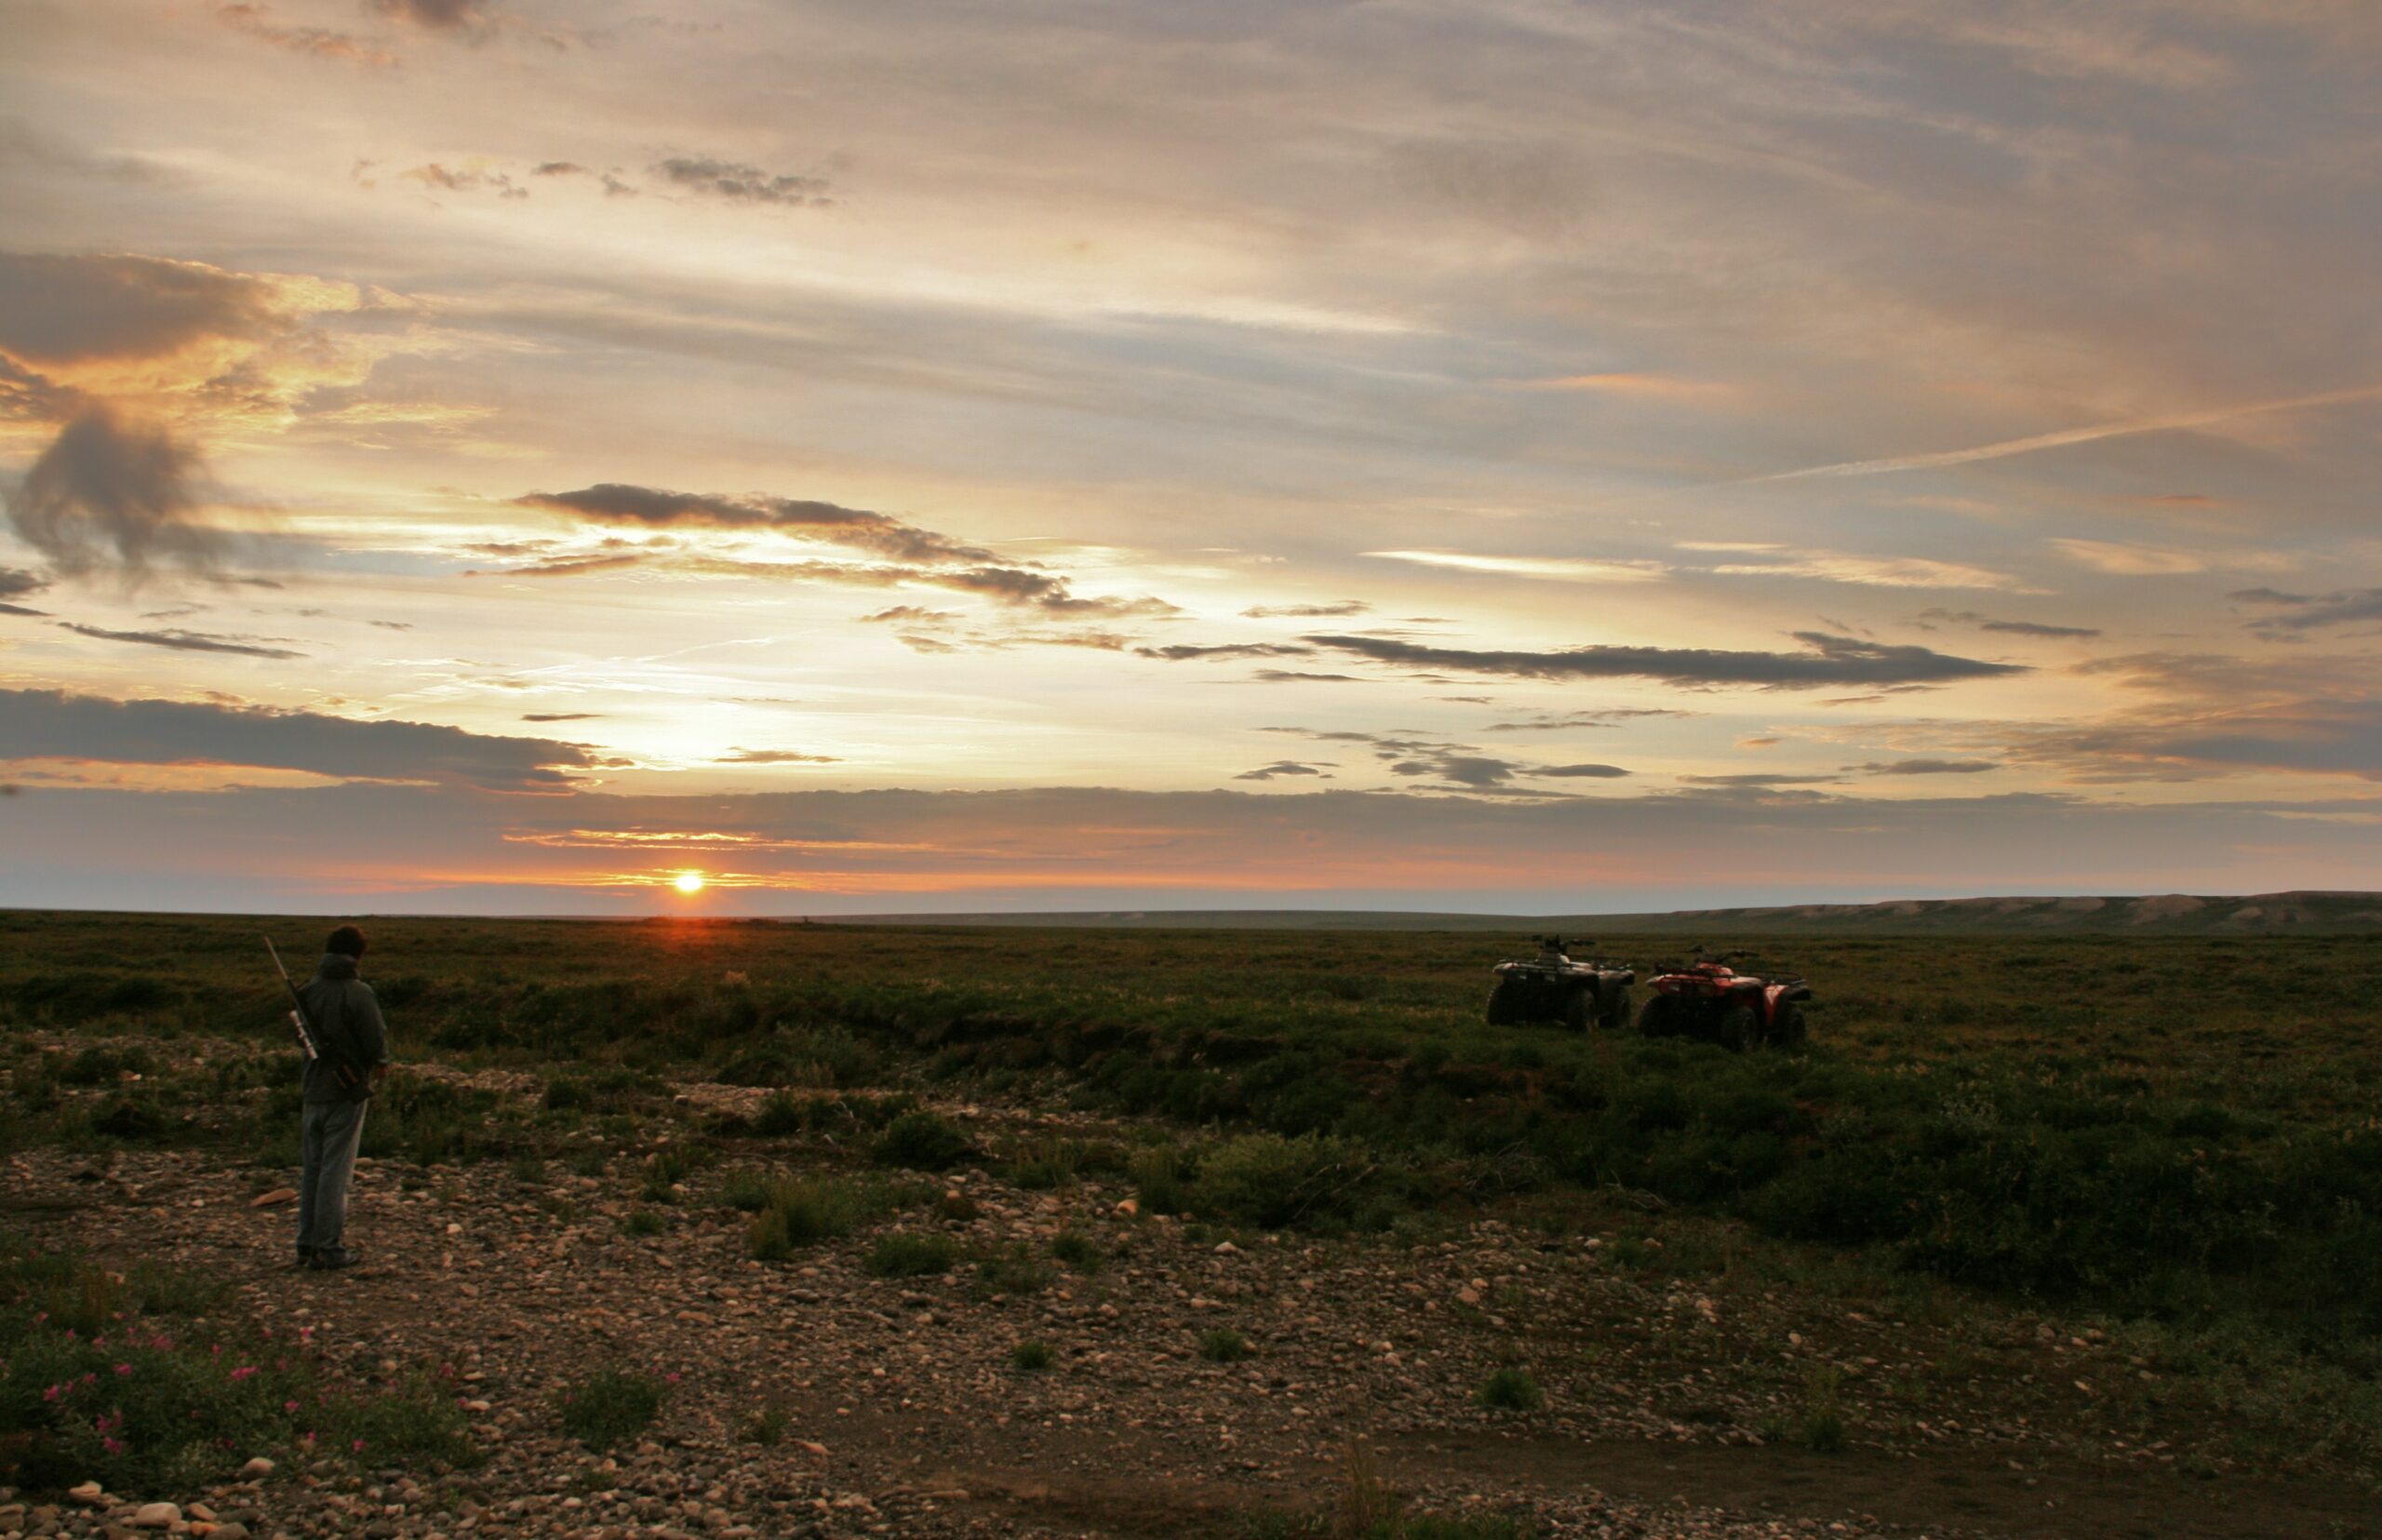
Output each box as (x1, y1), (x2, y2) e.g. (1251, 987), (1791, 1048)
(1799, 1366), (1847, 1452)
(1008, 1136), (1083, 1190)
(557, 1368), (669, 1451)
(971, 1243), (1053, 1299)
(864, 1233), (957, 1278)
(1196, 1132), (1370, 1229)
(621, 1210), (665, 1238)
(719, 1166), (774, 1212)
(1010, 1340), (1055, 1372)
(0, 1236), (475, 1491)
(745, 1174), (884, 1260)
(872, 1111), (973, 1171)
(739, 1406), (791, 1446)
(1474, 1367), (1542, 1413)
(1050, 1229), (1103, 1272)
(1130, 1145), (1190, 1214)
(1198, 1328), (1250, 1363)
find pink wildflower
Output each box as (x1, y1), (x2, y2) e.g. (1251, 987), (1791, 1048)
(230, 1366), (260, 1382)
(285, 1399), (301, 1413)
(351, 1439), (365, 1453)
(103, 1437), (123, 1455)
(42, 1385), (60, 1402)
(114, 1363), (131, 1376)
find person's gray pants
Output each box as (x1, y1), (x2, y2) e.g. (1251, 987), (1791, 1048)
(297, 1098), (368, 1254)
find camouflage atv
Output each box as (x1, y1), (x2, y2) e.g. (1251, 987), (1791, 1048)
(1486, 937), (1635, 1031)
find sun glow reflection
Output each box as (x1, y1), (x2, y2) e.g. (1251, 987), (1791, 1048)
(673, 871), (706, 894)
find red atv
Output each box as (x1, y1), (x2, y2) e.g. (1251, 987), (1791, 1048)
(1635, 951), (1810, 1050)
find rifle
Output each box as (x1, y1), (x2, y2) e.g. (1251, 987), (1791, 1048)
(264, 936), (364, 1093)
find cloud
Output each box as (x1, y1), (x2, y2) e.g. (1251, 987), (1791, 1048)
(1525, 372), (1731, 404)
(1482, 708), (1690, 732)
(653, 157), (831, 208)
(1533, 763), (1632, 779)
(2230, 587), (2382, 636)
(0, 250), (381, 432)
(1679, 773), (1846, 786)
(1732, 383), (2382, 488)
(4, 408), (220, 574)
(59, 623), (301, 659)
(402, 163), (528, 199)
(1845, 758), (1998, 775)
(1301, 632), (2024, 690)
(1134, 642), (1315, 661)
(859, 606), (958, 623)
(519, 483), (995, 564)
(366, 0), (488, 31)
(0, 568), (47, 600)
(1702, 550), (2030, 591)
(0, 689), (595, 790)
(1368, 550), (1669, 583)
(2048, 539), (2207, 576)
(216, 5), (395, 66)
(1234, 761), (1332, 781)
(2007, 701), (2382, 784)
(521, 712), (600, 722)
(1240, 601), (1368, 618)
(1915, 608), (2103, 639)
(1250, 670), (1364, 683)
(1386, 138), (1590, 242)
(508, 487), (1174, 617)
(715, 748), (840, 765)
(1389, 752), (1523, 788)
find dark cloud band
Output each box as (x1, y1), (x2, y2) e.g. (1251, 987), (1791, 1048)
(1301, 631), (2024, 689)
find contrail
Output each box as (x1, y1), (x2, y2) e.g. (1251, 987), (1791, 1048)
(1737, 382), (2382, 487)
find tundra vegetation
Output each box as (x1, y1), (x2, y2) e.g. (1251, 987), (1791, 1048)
(0, 908), (2376, 1525)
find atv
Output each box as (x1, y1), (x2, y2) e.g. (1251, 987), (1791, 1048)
(1636, 951), (1810, 1050)
(1486, 937), (1635, 1031)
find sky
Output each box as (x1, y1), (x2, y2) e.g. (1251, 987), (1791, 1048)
(2, 0), (2378, 916)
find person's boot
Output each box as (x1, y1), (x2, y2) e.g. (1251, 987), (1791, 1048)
(294, 1245), (316, 1269)
(307, 1247), (361, 1271)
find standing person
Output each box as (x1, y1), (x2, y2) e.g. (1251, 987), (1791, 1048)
(295, 924), (390, 1271)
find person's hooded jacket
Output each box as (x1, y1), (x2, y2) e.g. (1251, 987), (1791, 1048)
(298, 952), (389, 1105)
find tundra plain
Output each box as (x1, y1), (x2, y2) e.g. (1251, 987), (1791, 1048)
(2, 911), (2377, 1540)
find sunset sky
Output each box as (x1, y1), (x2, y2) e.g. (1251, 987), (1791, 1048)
(3, 0), (2378, 915)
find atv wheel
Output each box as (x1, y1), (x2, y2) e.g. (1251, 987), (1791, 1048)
(1636, 994), (1680, 1038)
(1486, 980), (1525, 1025)
(1718, 1002), (1760, 1051)
(1565, 987), (1592, 1033)
(1771, 1002), (1808, 1049)
(1600, 984), (1631, 1032)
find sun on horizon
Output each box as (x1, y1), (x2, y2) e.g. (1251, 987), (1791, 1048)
(673, 871), (706, 895)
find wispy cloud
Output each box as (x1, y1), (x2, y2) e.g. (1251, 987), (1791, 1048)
(1303, 632), (2024, 690)
(2230, 587), (2382, 636)
(2048, 538), (2207, 575)
(59, 623), (301, 659)
(652, 157), (831, 208)
(1, 688), (593, 790)
(1735, 384), (2382, 487)
(1367, 550), (1668, 583)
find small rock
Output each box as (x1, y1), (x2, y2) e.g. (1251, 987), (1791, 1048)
(249, 1187), (298, 1209)
(132, 1501), (181, 1528)
(69, 1481), (106, 1507)
(240, 1457), (275, 1478)
(1114, 1199), (1138, 1217)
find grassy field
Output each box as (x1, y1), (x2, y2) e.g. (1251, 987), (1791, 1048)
(4, 908), (2379, 1497)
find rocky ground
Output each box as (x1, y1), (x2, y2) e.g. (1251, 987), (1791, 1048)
(2, 1072), (2375, 1540)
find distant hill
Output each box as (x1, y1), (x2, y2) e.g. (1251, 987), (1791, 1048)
(814, 891), (2382, 935)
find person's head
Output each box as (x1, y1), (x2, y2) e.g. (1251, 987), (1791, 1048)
(326, 924), (368, 960)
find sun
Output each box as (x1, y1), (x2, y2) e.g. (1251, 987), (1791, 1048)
(673, 871), (706, 894)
